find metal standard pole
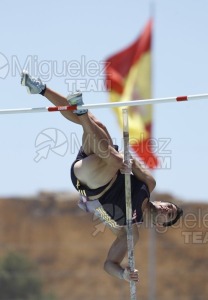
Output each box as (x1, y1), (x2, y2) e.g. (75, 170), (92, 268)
(0, 93), (208, 115)
(148, 218), (156, 300)
(122, 109), (137, 300)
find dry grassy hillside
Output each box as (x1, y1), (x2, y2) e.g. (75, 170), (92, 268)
(0, 192), (207, 300)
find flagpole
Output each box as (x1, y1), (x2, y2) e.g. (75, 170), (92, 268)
(0, 93), (208, 115)
(122, 109), (137, 300)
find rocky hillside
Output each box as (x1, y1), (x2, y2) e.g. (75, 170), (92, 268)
(0, 192), (207, 300)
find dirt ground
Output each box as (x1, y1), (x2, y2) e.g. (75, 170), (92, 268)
(0, 192), (207, 300)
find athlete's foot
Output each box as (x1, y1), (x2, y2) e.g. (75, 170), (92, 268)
(67, 91), (88, 116)
(21, 70), (46, 95)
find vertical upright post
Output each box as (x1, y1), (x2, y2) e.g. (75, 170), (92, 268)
(122, 109), (137, 300)
(149, 6), (156, 298)
(148, 223), (156, 300)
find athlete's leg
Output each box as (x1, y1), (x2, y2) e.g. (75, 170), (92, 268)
(74, 112), (123, 189)
(44, 88), (123, 188)
(21, 71), (123, 188)
(21, 71), (113, 139)
(44, 87), (114, 148)
(44, 87), (81, 124)
(44, 89), (121, 187)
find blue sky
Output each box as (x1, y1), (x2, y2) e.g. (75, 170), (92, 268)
(0, 0), (208, 202)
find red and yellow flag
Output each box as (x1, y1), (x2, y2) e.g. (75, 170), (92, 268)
(105, 20), (158, 168)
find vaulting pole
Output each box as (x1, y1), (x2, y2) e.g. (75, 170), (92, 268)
(122, 109), (137, 300)
(0, 93), (208, 115)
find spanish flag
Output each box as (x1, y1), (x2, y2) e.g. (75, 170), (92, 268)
(105, 20), (158, 168)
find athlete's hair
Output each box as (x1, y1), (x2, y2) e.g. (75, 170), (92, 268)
(163, 203), (183, 227)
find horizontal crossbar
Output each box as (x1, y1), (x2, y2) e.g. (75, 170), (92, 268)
(0, 93), (207, 115)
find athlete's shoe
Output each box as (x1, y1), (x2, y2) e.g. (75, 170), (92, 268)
(21, 70), (46, 95)
(67, 91), (88, 116)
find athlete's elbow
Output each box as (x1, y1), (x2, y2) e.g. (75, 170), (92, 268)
(103, 260), (111, 275)
(104, 260), (123, 280)
(103, 259), (116, 273)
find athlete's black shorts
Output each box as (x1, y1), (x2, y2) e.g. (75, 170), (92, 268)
(98, 171), (150, 226)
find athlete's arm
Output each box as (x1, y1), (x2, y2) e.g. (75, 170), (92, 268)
(104, 226), (139, 282)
